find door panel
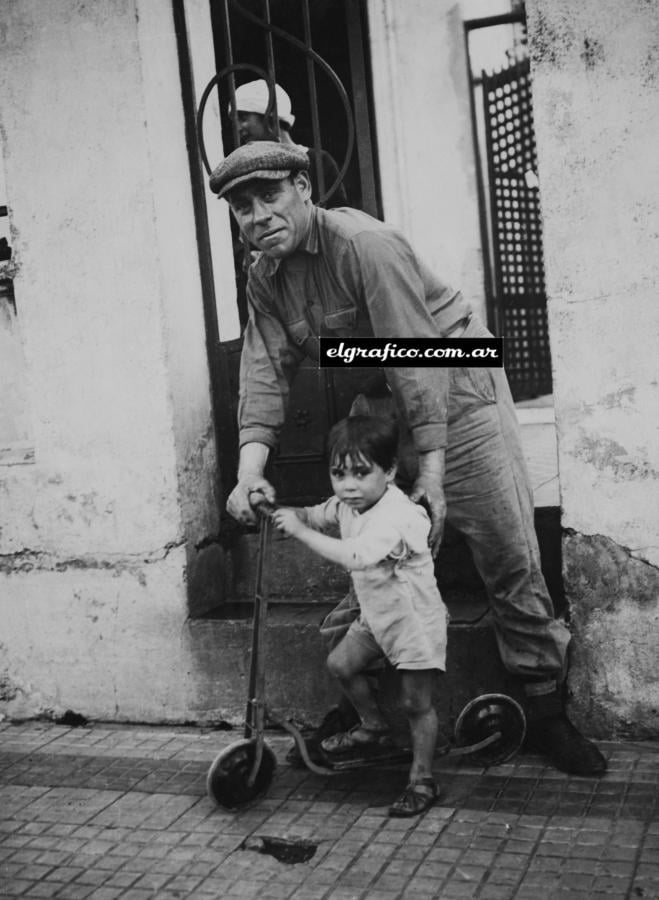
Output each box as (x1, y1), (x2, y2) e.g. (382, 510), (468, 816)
(482, 57), (552, 401)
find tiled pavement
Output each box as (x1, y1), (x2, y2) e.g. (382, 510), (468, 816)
(1, 721), (657, 899)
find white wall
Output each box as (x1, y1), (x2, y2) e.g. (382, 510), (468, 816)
(527, 0), (659, 565)
(0, 0), (220, 720)
(527, 0), (659, 735)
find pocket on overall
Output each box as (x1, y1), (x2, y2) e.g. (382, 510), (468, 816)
(323, 306), (357, 336)
(449, 312), (498, 406)
(451, 366), (497, 404)
(285, 318), (319, 358)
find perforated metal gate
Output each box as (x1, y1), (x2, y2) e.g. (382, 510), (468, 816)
(482, 58), (552, 400)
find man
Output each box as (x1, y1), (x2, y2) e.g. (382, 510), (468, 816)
(231, 80), (348, 208)
(210, 141), (607, 777)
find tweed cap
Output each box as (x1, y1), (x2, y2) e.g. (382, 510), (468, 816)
(209, 141), (310, 199)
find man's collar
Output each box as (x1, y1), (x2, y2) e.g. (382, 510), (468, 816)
(301, 206), (320, 255)
(261, 206), (319, 276)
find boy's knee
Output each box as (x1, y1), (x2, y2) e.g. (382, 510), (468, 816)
(327, 649), (348, 681)
(400, 675), (434, 717)
(400, 691), (428, 718)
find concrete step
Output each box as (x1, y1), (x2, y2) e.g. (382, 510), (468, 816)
(517, 396), (560, 508)
(186, 604), (514, 742)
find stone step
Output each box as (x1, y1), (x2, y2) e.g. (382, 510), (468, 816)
(186, 604), (515, 741)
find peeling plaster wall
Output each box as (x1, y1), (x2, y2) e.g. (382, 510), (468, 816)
(0, 0), (221, 720)
(0, 552), (193, 721)
(527, 0), (659, 735)
(563, 532), (659, 738)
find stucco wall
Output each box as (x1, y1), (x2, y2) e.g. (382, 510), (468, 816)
(0, 0), (222, 720)
(526, 0), (659, 736)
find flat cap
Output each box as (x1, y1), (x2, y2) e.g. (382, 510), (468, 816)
(209, 141), (309, 199)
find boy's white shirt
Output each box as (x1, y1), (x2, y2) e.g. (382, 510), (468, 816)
(303, 484), (431, 570)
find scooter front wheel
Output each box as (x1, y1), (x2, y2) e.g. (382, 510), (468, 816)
(206, 738), (277, 810)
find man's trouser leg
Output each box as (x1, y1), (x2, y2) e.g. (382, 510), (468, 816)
(444, 363), (569, 680)
(443, 340), (605, 774)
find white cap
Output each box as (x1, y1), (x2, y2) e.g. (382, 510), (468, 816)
(231, 80), (296, 128)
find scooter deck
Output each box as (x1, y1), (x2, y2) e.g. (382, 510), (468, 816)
(320, 746), (413, 772)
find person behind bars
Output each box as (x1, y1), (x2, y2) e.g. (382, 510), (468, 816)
(231, 79), (348, 208)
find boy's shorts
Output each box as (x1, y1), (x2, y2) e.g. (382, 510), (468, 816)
(344, 610), (446, 672)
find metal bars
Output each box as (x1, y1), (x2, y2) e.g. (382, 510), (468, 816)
(200, 0), (356, 207)
(346, 0), (378, 216)
(261, 0), (281, 140)
(301, 0), (325, 200)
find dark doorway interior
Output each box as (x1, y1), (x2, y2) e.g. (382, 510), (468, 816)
(204, 0), (382, 506)
(210, 0), (379, 222)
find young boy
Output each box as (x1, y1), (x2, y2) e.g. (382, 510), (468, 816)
(270, 415), (448, 817)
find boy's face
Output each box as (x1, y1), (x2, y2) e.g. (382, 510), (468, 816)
(330, 453), (396, 513)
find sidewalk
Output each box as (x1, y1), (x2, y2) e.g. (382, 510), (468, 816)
(1, 720), (657, 900)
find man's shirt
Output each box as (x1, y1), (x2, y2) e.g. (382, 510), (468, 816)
(238, 205), (471, 453)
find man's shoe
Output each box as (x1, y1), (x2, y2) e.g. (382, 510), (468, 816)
(526, 713), (607, 776)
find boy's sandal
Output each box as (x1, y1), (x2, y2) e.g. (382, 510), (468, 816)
(389, 778), (438, 818)
(321, 725), (395, 757)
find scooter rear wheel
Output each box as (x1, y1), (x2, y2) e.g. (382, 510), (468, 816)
(454, 693), (526, 766)
(206, 738), (277, 810)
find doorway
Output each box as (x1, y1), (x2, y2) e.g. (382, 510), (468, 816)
(195, 0), (383, 506)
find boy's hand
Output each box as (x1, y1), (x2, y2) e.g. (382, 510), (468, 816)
(271, 508), (306, 538)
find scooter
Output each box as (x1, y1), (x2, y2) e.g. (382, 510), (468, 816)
(206, 506), (527, 811)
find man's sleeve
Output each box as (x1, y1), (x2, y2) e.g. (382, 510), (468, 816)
(346, 230), (451, 452)
(238, 277), (305, 449)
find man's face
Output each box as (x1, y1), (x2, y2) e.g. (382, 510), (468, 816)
(228, 173), (312, 259)
(237, 111), (274, 144)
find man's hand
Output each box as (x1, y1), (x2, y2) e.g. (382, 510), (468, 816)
(226, 475), (277, 526)
(226, 442), (275, 525)
(409, 449), (446, 558)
